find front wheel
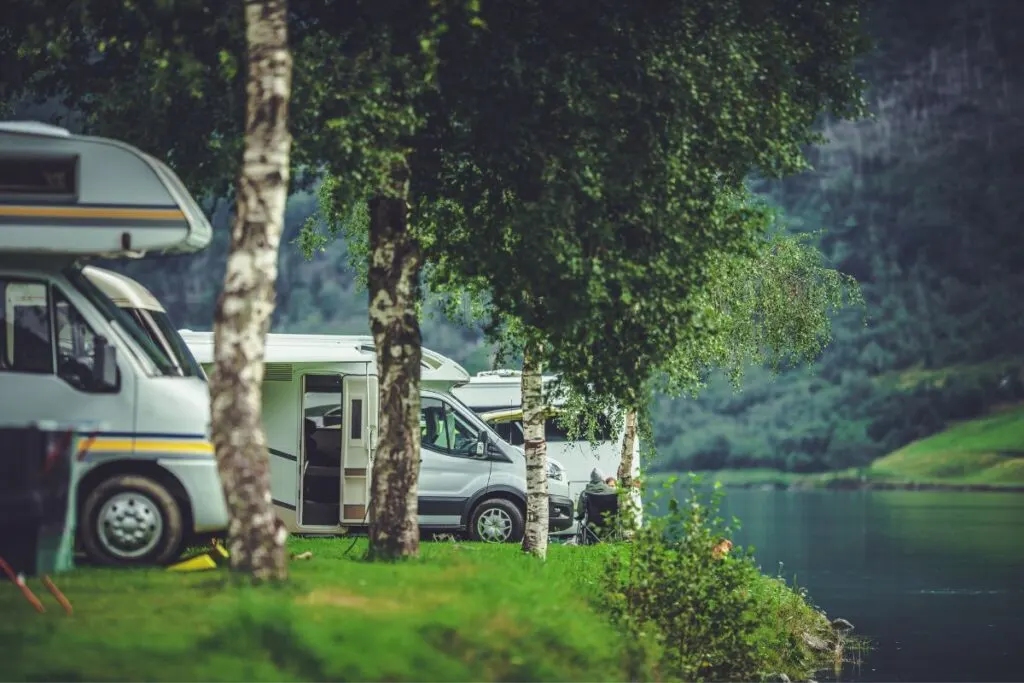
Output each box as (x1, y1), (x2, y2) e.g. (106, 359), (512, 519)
(80, 474), (184, 566)
(468, 498), (525, 544)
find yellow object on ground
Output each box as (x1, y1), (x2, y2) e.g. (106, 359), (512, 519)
(167, 541), (229, 572)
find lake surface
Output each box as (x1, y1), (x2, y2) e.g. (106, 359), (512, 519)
(672, 488), (1024, 682)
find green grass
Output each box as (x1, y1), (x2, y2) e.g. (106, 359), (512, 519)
(679, 404), (1024, 491)
(870, 403), (1024, 483)
(0, 538), (838, 682)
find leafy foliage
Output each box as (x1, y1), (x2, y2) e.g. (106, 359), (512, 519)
(601, 476), (840, 681)
(421, 0), (869, 405)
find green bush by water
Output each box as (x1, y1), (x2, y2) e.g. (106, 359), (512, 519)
(601, 475), (846, 682)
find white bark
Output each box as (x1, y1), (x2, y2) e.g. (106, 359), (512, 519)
(617, 408), (641, 533)
(520, 343), (549, 558)
(209, 0), (292, 582)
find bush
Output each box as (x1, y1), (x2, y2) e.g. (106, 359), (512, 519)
(601, 476), (770, 681)
(599, 476), (848, 682)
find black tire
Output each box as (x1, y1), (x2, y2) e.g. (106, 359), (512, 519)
(80, 474), (184, 566)
(467, 498), (525, 543)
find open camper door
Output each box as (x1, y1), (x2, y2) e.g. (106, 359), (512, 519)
(341, 375), (378, 524)
(0, 121), (211, 257)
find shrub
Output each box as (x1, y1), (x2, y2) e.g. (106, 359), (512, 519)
(600, 476), (766, 681)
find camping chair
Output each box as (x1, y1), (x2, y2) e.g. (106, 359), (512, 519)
(575, 492), (622, 545)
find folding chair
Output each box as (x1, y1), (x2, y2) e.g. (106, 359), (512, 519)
(575, 492), (621, 545)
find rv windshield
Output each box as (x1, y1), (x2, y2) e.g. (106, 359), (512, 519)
(65, 268), (179, 377)
(149, 310), (206, 379)
(124, 305), (206, 380)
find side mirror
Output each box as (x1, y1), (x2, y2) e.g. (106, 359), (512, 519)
(93, 336), (118, 390)
(475, 431), (489, 457)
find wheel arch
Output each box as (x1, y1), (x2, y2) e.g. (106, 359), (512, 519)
(77, 459), (194, 540)
(462, 485), (527, 527)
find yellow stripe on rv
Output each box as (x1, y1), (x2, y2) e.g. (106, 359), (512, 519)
(79, 438), (215, 457)
(0, 205), (186, 221)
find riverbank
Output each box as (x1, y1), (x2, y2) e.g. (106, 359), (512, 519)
(688, 467), (1024, 492)
(0, 538), (850, 681)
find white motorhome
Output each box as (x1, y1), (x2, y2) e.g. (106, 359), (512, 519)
(179, 331), (575, 542)
(0, 121), (228, 566)
(451, 369), (642, 532)
(84, 266), (207, 380)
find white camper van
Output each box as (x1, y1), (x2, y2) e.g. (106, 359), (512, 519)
(179, 331), (575, 542)
(451, 369), (642, 532)
(0, 121), (228, 566)
(83, 266), (207, 380)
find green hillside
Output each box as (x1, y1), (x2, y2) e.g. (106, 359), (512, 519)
(869, 404), (1024, 485)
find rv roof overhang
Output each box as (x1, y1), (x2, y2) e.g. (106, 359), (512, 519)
(177, 331), (471, 386)
(0, 122), (212, 258)
(83, 265), (164, 311)
(480, 406), (562, 423)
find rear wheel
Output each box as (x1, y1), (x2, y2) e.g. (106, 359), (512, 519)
(468, 498), (525, 543)
(80, 474), (184, 566)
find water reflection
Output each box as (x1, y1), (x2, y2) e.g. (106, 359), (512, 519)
(655, 487), (1024, 682)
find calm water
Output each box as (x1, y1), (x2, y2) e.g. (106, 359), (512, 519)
(671, 489), (1024, 682)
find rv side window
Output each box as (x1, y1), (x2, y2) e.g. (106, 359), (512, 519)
(51, 287), (109, 393)
(421, 397), (481, 457)
(350, 399), (363, 440)
(0, 278), (54, 374)
(494, 419), (525, 447)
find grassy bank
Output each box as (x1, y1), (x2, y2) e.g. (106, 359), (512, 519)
(682, 404), (1024, 492)
(0, 538), (844, 682)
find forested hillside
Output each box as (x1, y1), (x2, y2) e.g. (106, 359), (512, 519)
(651, 0), (1024, 473)
(98, 0), (1024, 474)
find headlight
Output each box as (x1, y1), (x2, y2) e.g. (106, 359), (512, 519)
(547, 461), (564, 481)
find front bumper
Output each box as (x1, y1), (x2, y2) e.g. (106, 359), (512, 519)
(158, 457), (229, 533)
(548, 494), (574, 532)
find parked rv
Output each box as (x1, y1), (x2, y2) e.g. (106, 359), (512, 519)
(0, 121), (228, 566)
(451, 369), (643, 533)
(178, 331), (575, 542)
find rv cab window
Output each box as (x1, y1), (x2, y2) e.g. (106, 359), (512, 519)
(421, 397), (481, 457)
(0, 279), (114, 392)
(51, 288), (103, 391)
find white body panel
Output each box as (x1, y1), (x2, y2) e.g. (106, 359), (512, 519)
(0, 122), (211, 256)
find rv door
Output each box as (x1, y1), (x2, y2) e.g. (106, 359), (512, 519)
(340, 374), (377, 524)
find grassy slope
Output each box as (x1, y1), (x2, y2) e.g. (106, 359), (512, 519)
(0, 538), (838, 682)
(869, 403), (1024, 484)
(691, 404), (1024, 490)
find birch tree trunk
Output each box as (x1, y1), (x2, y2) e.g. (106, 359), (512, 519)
(616, 409), (637, 487)
(520, 343), (549, 559)
(209, 0), (292, 583)
(367, 159), (423, 561)
(616, 408), (641, 533)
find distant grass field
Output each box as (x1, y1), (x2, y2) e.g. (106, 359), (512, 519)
(686, 403), (1024, 490)
(0, 537), (840, 682)
(869, 403), (1024, 485)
